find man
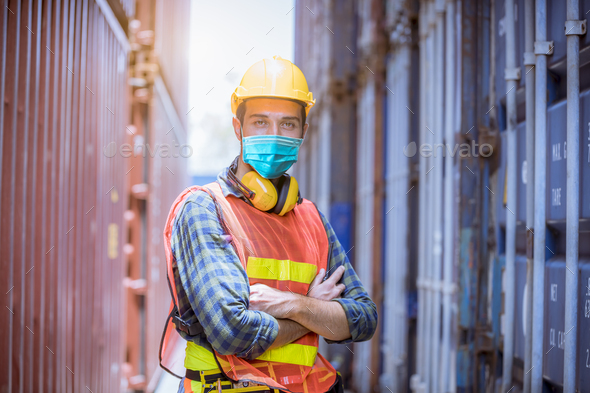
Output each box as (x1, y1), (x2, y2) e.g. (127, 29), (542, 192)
(164, 56), (377, 393)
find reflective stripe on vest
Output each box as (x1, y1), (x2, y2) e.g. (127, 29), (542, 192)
(246, 256), (318, 367)
(246, 257), (318, 284)
(256, 342), (318, 367)
(246, 257), (317, 299)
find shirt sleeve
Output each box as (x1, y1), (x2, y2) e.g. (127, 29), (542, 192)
(316, 208), (378, 344)
(171, 190), (279, 359)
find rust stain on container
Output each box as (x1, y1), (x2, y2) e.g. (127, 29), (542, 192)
(108, 223), (119, 259)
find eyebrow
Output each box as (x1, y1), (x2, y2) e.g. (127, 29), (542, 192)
(249, 113), (301, 122)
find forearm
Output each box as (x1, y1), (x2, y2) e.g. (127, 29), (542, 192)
(289, 295), (351, 341)
(267, 319), (310, 350)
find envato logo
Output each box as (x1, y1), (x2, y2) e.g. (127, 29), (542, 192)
(403, 141), (493, 158)
(103, 141), (193, 158)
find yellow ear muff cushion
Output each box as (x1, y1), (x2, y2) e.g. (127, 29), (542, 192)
(241, 171), (278, 211)
(277, 176), (300, 216)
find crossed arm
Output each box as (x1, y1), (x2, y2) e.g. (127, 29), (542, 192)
(253, 265), (351, 348)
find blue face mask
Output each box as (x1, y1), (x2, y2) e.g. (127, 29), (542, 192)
(241, 129), (304, 179)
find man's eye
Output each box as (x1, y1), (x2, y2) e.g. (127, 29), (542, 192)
(283, 122), (294, 128)
(255, 120), (266, 126)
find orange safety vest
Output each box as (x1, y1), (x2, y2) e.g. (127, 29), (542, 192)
(159, 182), (338, 393)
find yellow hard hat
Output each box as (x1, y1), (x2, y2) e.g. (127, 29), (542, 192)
(231, 55), (315, 116)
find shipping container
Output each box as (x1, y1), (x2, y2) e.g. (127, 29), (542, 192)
(293, 0), (360, 389)
(293, 0), (590, 392)
(0, 0), (190, 392)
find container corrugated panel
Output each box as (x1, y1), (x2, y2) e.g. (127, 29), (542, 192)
(293, 0), (358, 376)
(546, 99), (568, 222)
(546, 0), (567, 64)
(495, 132), (507, 231)
(512, 255), (527, 361)
(546, 89), (590, 223)
(578, 260), (590, 389)
(496, 95), (590, 239)
(492, 256), (505, 351)
(582, 0), (590, 49)
(543, 259), (565, 386)
(153, 0), (190, 132)
(494, 60), (590, 228)
(495, 121), (527, 233)
(494, 0), (526, 96)
(118, 0), (135, 19)
(293, 0), (331, 202)
(515, 121), (527, 225)
(544, 0), (590, 66)
(542, 258), (590, 390)
(144, 75), (190, 386)
(353, 75), (377, 393)
(123, 122), (147, 388)
(0, 1), (130, 392)
(579, 90), (590, 219)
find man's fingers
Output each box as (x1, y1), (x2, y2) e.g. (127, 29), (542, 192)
(333, 283), (346, 298)
(309, 268), (325, 290)
(326, 265), (345, 284)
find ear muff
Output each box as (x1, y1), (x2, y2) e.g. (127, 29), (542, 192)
(241, 171), (278, 212)
(272, 174), (300, 216)
(241, 171), (300, 216)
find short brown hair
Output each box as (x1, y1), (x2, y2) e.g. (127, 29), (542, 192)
(236, 98), (307, 130)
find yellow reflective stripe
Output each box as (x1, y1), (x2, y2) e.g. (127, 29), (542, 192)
(246, 257), (317, 284)
(185, 341), (219, 371)
(256, 343), (318, 367)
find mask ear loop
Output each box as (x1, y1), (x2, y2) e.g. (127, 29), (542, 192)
(287, 122), (306, 211)
(230, 124), (256, 200)
(239, 125), (244, 155)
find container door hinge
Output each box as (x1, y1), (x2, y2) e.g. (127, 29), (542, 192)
(565, 20), (587, 36)
(504, 67), (521, 81)
(534, 41), (554, 55)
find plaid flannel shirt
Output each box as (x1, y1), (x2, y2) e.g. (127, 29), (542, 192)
(170, 160), (378, 361)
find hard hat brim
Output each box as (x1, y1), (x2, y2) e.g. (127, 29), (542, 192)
(231, 92), (315, 116)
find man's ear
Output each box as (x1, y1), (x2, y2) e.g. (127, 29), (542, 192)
(232, 117), (242, 141)
(302, 123), (309, 139)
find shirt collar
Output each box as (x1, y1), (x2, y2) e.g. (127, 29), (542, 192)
(216, 156), (255, 203)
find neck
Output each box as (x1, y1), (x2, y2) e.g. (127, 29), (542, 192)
(235, 155), (281, 188)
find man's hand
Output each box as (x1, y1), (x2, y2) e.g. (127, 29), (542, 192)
(307, 265), (346, 300)
(249, 283), (297, 319)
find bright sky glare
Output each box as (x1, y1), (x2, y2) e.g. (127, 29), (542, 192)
(188, 0), (296, 176)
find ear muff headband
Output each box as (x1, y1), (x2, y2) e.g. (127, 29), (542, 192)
(272, 175), (300, 216)
(272, 176), (290, 215)
(279, 175), (300, 216)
